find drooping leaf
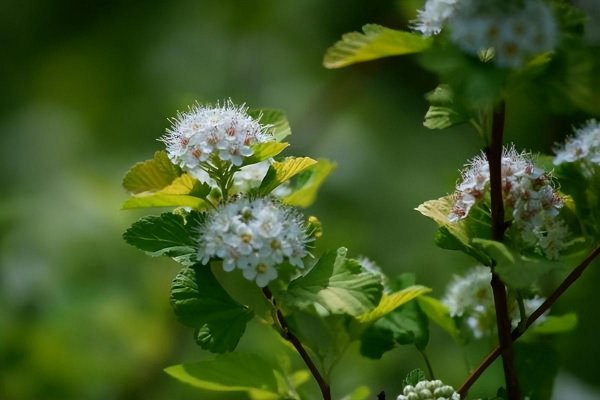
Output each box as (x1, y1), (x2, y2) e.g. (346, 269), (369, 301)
(283, 247), (383, 316)
(283, 159), (337, 208)
(165, 353), (279, 398)
(248, 109), (292, 142)
(123, 210), (204, 265)
(122, 150), (181, 194)
(121, 194), (209, 210)
(416, 196), (492, 264)
(423, 84), (470, 130)
(356, 286), (431, 325)
(170, 265), (253, 353)
(323, 24), (432, 69)
(417, 295), (460, 340)
(259, 157), (318, 195)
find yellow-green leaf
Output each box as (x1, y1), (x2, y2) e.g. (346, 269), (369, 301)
(323, 24), (432, 69)
(243, 142), (290, 166)
(122, 194), (209, 210)
(283, 159), (336, 208)
(122, 151), (180, 194)
(260, 157), (318, 194)
(159, 173), (197, 195)
(417, 295), (460, 340)
(248, 109), (292, 142)
(356, 285), (431, 324)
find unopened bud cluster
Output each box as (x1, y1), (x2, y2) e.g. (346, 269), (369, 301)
(554, 120), (600, 168)
(443, 266), (545, 339)
(449, 146), (567, 259)
(397, 380), (460, 400)
(161, 100), (272, 173)
(413, 0), (558, 68)
(197, 197), (311, 287)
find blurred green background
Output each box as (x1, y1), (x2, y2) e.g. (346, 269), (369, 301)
(1, 1), (600, 399)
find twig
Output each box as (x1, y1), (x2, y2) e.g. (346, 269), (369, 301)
(458, 244), (600, 397)
(487, 101), (521, 399)
(262, 287), (331, 400)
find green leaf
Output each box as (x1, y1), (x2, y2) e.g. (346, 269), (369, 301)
(526, 313), (578, 336)
(423, 106), (469, 130)
(243, 142), (290, 166)
(403, 369), (426, 387)
(495, 257), (567, 290)
(170, 265), (253, 353)
(284, 247), (383, 316)
(472, 238), (515, 264)
(340, 386), (371, 400)
(323, 24), (432, 69)
(356, 285), (431, 325)
(123, 150), (181, 194)
(165, 353), (279, 398)
(416, 196), (492, 264)
(121, 194), (209, 210)
(515, 342), (559, 400)
(283, 159), (337, 208)
(248, 109), (292, 142)
(359, 299), (429, 358)
(417, 295), (460, 340)
(259, 157), (318, 195)
(123, 210), (204, 265)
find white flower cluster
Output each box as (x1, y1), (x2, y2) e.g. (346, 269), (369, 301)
(449, 146), (567, 259)
(197, 197), (311, 287)
(413, 0), (558, 68)
(554, 120), (600, 167)
(411, 0), (459, 36)
(161, 100), (272, 172)
(443, 266), (546, 339)
(397, 380), (460, 400)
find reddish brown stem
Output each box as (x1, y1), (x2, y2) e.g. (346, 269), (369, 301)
(487, 102), (522, 399)
(458, 244), (600, 397)
(262, 287), (331, 400)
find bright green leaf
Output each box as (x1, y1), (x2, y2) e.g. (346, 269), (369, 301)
(121, 194), (209, 210)
(248, 109), (292, 142)
(243, 142), (290, 166)
(123, 211), (203, 265)
(122, 151), (180, 194)
(164, 353), (278, 397)
(260, 157), (318, 195)
(356, 285), (431, 325)
(526, 313), (578, 336)
(417, 296), (460, 340)
(323, 24), (432, 69)
(283, 159), (337, 208)
(283, 247), (383, 316)
(170, 265), (253, 353)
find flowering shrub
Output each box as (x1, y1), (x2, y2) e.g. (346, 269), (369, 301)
(122, 1), (600, 399)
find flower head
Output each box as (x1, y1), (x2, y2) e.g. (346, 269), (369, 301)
(554, 119), (600, 167)
(413, 0), (558, 69)
(161, 100), (273, 174)
(397, 379), (460, 400)
(443, 266), (547, 339)
(197, 197), (312, 287)
(449, 146), (567, 259)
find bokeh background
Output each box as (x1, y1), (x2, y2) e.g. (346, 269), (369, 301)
(2, 1), (600, 399)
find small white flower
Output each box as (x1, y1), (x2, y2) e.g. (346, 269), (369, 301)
(449, 146), (567, 260)
(161, 100), (273, 174)
(411, 0), (459, 36)
(197, 197), (312, 287)
(443, 266), (547, 339)
(554, 120), (600, 168)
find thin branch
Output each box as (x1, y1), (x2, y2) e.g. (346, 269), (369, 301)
(487, 101), (521, 399)
(262, 287), (331, 400)
(458, 244), (600, 397)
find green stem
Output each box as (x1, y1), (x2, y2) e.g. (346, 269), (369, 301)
(515, 291), (527, 333)
(417, 347), (436, 380)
